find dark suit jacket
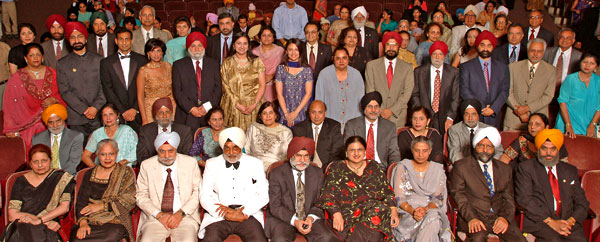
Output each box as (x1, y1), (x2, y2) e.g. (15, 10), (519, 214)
(172, 56), (222, 131)
(411, 63), (460, 134)
(292, 118), (344, 171)
(343, 116), (401, 169)
(362, 26), (380, 59)
(523, 26), (555, 47)
(492, 43), (528, 65)
(266, 162), (324, 237)
(450, 157), (516, 231)
(41, 39), (70, 69)
(459, 58), (510, 128)
(305, 41), (332, 82)
(100, 51), (147, 132)
(87, 33), (117, 58)
(515, 159), (589, 233)
(31, 128), (83, 175)
(542, 46), (582, 75)
(205, 33), (235, 65)
(136, 122), (194, 162)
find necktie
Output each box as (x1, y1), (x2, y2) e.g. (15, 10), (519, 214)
(548, 167), (562, 216)
(366, 123), (375, 160)
(296, 171), (306, 219)
(225, 161), (240, 169)
(432, 70), (441, 113)
(386, 61), (393, 89)
(483, 164), (494, 197)
(509, 46), (517, 63)
(469, 128), (475, 152)
(529, 65), (535, 86)
(309, 46), (316, 71)
(556, 52), (564, 85)
(529, 30), (535, 40)
(313, 125), (322, 167)
(223, 36), (229, 59)
(483, 62), (490, 92)
(196, 60), (202, 102)
(357, 28), (362, 47)
(51, 135), (60, 169)
(146, 32), (150, 43)
(161, 168), (174, 213)
(162, 128), (167, 132)
(56, 43), (62, 60)
(98, 36), (104, 57)
(120, 54), (131, 59)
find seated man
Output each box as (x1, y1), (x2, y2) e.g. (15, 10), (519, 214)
(136, 132), (202, 242)
(200, 127), (269, 242)
(265, 137), (340, 242)
(515, 129), (589, 241)
(32, 104), (83, 174)
(450, 127), (526, 242)
(448, 99), (503, 164)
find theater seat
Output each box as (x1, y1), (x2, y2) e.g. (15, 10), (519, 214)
(563, 135), (600, 177)
(499, 130), (524, 149)
(0, 136), (27, 180)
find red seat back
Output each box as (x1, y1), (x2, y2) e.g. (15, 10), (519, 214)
(0, 136), (27, 180)
(500, 130), (524, 149)
(3, 170), (30, 225)
(581, 170), (600, 216)
(564, 135), (600, 177)
(72, 167), (93, 220)
(387, 161), (398, 183)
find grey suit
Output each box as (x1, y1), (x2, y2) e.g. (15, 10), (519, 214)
(504, 60), (556, 130)
(365, 58), (415, 127)
(131, 27), (170, 55)
(31, 128), (84, 174)
(343, 116), (401, 169)
(447, 121), (503, 164)
(87, 33), (117, 58)
(542, 47), (582, 80)
(41, 39), (70, 69)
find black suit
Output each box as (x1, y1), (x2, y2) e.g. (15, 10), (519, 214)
(305, 42), (332, 82)
(100, 51), (147, 132)
(515, 159), (589, 241)
(172, 56), (222, 131)
(136, 122), (194, 162)
(87, 33), (117, 58)
(361, 26), (379, 59)
(492, 43), (528, 65)
(411, 63), (460, 135)
(205, 33), (238, 65)
(523, 26), (555, 47)
(292, 118), (344, 171)
(265, 162), (339, 242)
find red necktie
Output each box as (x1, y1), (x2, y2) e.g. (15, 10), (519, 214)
(366, 123), (375, 160)
(309, 46), (316, 71)
(386, 61), (393, 89)
(483, 62), (490, 92)
(98, 36), (104, 57)
(529, 30), (535, 40)
(161, 168), (174, 213)
(223, 36), (229, 59)
(357, 28), (362, 47)
(196, 60), (202, 102)
(548, 167), (561, 216)
(56, 43), (62, 60)
(432, 70), (441, 113)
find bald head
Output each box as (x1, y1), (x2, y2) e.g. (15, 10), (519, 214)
(309, 100), (327, 125)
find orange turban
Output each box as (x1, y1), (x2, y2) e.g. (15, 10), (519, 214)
(535, 129), (564, 150)
(41, 104), (68, 124)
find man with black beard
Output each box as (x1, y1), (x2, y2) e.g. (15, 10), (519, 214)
(57, 21), (106, 140)
(41, 14), (71, 69)
(87, 11), (116, 58)
(459, 30), (510, 128)
(515, 129), (589, 241)
(365, 31), (414, 128)
(450, 127), (526, 242)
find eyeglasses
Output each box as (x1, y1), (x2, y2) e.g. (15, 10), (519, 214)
(529, 16), (542, 19)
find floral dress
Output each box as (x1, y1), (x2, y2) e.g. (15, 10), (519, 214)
(317, 160), (396, 242)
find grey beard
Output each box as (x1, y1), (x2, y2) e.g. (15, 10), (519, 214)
(537, 153), (560, 167)
(353, 20), (365, 29)
(475, 151), (493, 163)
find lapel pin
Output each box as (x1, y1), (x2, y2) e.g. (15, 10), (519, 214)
(72, 68), (77, 72)
(562, 179), (566, 183)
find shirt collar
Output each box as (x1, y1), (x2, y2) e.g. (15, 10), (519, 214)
(559, 47), (572, 55)
(528, 60), (539, 70)
(364, 117), (378, 126)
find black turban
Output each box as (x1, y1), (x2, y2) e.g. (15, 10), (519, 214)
(459, 98), (482, 116)
(360, 91), (383, 111)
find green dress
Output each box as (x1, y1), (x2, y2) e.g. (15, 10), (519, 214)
(555, 72), (600, 134)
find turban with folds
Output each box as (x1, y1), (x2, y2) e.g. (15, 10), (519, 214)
(472, 127), (501, 148)
(287, 137), (315, 160)
(154, 132), (181, 151)
(41, 104), (68, 124)
(218, 127), (246, 149)
(535, 129), (564, 150)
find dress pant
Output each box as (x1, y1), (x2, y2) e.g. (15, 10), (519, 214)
(70, 223), (128, 242)
(465, 218), (526, 242)
(203, 217), (268, 242)
(267, 217), (340, 242)
(1, 1), (17, 35)
(335, 223), (384, 242)
(529, 222), (588, 242)
(139, 216), (199, 242)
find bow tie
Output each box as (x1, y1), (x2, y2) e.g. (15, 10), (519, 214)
(120, 55), (131, 59)
(225, 161), (240, 169)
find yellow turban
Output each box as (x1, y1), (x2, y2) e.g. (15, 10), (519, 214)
(535, 129), (564, 150)
(41, 104), (68, 124)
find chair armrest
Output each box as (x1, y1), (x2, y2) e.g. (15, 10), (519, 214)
(587, 209), (596, 219)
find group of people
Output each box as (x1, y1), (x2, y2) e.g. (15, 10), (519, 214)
(0, 0), (599, 241)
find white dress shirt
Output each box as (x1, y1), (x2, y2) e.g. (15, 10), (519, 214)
(152, 160), (182, 217)
(477, 160), (494, 192)
(141, 27), (153, 42)
(429, 64), (444, 105)
(97, 35), (108, 57)
(528, 26), (540, 39)
(364, 118), (381, 164)
(544, 165), (559, 211)
(306, 42), (318, 61)
(311, 122), (323, 141)
(289, 169), (319, 225)
(118, 51), (131, 88)
(357, 26), (366, 48)
(552, 47), (572, 83)
(384, 57), (397, 74)
(53, 40), (64, 57)
(157, 124), (172, 135)
(191, 57), (213, 111)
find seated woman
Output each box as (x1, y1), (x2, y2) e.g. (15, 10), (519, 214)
(451, 28), (480, 68)
(317, 136), (399, 242)
(338, 27), (372, 79)
(82, 103), (138, 167)
(245, 101), (293, 172)
(189, 107), (225, 167)
(392, 136), (451, 242)
(3, 144), (73, 242)
(397, 106), (443, 164)
(72, 139), (136, 242)
(500, 113), (568, 169)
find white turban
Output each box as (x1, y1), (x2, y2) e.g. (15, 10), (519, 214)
(218, 127), (246, 149)
(472, 127), (501, 149)
(154, 132), (181, 151)
(351, 6), (367, 19)
(464, 4), (480, 17)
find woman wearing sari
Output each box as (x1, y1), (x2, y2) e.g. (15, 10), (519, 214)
(317, 136), (399, 242)
(3, 43), (66, 149)
(189, 107), (225, 167)
(397, 106), (443, 164)
(3, 144), (74, 242)
(251, 27), (284, 102)
(72, 139), (136, 242)
(392, 136), (451, 242)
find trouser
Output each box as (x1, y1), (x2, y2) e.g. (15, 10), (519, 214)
(529, 222), (588, 242)
(267, 217), (340, 242)
(203, 217), (268, 242)
(1, 1), (17, 35)
(465, 219), (527, 242)
(139, 216), (199, 242)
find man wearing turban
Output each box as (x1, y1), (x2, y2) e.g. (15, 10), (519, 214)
(136, 131), (202, 241)
(515, 129), (589, 241)
(56, 21), (106, 140)
(450, 127), (527, 242)
(343, 91), (401, 169)
(217, 0), (240, 21)
(172, 31), (222, 132)
(411, 40), (460, 136)
(32, 104), (84, 174)
(450, 4), (488, 56)
(365, 31), (415, 128)
(199, 127), (269, 241)
(88, 11), (116, 58)
(41, 14), (70, 68)
(459, 30), (510, 128)
(351, 6), (379, 59)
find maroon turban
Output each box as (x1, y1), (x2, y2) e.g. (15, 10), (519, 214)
(64, 21), (88, 41)
(287, 136), (315, 160)
(474, 30), (497, 48)
(381, 31), (402, 47)
(151, 97), (173, 118)
(429, 40), (448, 56)
(186, 31), (207, 49)
(45, 14), (67, 31)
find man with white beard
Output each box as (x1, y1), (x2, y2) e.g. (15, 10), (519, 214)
(32, 103), (84, 174)
(351, 6), (379, 58)
(172, 32), (222, 131)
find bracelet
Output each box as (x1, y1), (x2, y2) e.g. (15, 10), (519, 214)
(565, 123), (572, 127)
